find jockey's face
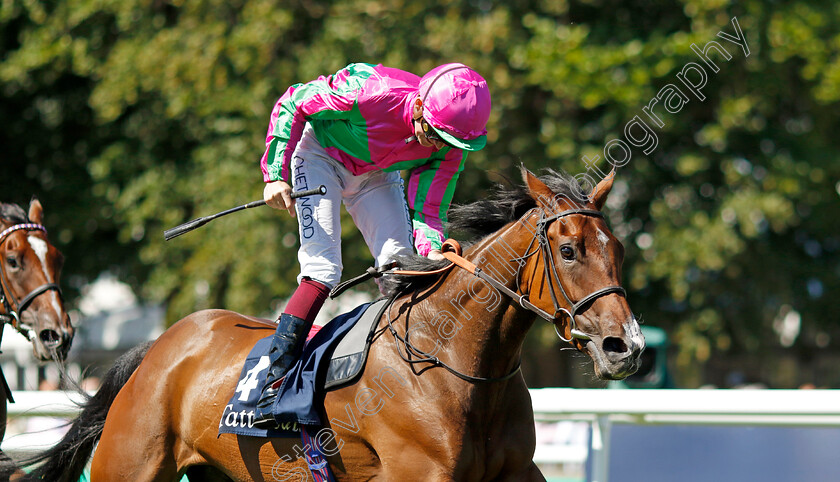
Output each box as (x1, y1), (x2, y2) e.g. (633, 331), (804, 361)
(412, 99), (447, 151)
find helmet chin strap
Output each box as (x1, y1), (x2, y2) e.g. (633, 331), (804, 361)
(404, 98), (427, 144)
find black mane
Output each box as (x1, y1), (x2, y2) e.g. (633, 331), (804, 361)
(447, 168), (586, 238)
(0, 203), (29, 225)
(380, 169), (586, 296)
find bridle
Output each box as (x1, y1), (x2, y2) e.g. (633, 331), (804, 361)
(380, 204), (626, 383)
(527, 207), (627, 343)
(425, 206), (626, 344)
(0, 223), (63, 340)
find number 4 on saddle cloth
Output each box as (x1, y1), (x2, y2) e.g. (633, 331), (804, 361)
(219, 298), (390, 438)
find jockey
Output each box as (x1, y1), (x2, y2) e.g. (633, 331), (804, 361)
(255, 62), (492, 426)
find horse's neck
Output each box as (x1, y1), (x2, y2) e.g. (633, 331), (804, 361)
(415, 214), (541, 382)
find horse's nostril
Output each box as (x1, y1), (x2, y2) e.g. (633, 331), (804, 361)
(602, 336), (628, 354)
(39, 329), (61, 346)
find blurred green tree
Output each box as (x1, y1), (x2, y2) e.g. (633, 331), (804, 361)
(2, 0), (838, 387)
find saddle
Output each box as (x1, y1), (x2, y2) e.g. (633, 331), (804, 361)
(323, 298), (389, 390)
(218, 298), (389, 438)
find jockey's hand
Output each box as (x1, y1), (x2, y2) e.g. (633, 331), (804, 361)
(427, 249), (445, 261)
(264, 181), (296, 218)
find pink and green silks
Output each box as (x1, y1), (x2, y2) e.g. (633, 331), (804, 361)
(260, 63), (468, 255)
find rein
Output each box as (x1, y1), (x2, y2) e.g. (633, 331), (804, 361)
(374, 205), (627, 384)
(404, 207), (626, 343)
(383, 292), (522, 384)
(332, 205), (627, 383)
(0, 223), (63, 340)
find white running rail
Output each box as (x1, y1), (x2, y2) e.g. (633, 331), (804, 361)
(529, 388), (840, 482)
(5, 388), (840, 481)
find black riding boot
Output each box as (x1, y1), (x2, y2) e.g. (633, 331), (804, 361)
(253, 313), (312, 427)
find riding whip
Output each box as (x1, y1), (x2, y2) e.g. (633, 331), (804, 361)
(163, 185), (327, 241)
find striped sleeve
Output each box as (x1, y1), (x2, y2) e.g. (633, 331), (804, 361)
(260, 64), (374, 183)
(407, 149), (467, 256)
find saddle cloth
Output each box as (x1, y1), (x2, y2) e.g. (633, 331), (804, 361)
(218, 298), (389, 438)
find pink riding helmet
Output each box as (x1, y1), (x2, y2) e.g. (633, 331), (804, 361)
(419, 63), (491, 151)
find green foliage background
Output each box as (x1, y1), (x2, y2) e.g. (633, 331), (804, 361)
(2, 0), (838, 388)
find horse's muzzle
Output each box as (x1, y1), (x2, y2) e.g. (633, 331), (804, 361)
(37, 326), (73, 360)
(584, 323), (646, 380)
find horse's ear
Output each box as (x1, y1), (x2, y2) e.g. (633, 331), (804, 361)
(28, 197), (44, 224)
(521, 166), (555, 209)
(588, 171), (615, 211)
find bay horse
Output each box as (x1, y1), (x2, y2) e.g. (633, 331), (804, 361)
(13, 168), (643, 481)
(0, 199), (73, 454)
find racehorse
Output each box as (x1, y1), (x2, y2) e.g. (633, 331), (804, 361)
(13, 168), (643, 481)
(0, 199), (73, 451)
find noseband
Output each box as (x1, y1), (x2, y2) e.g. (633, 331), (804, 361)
(0, 223), (63, 339)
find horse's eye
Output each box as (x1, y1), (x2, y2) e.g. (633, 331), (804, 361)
(6, 256), (19, 270)
(559, 246), (575, 260)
